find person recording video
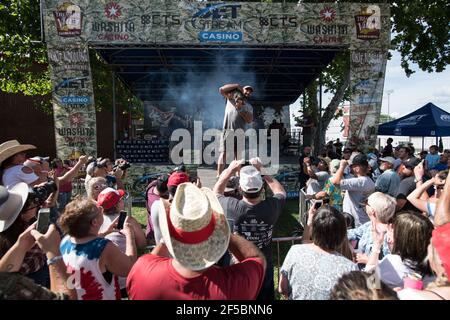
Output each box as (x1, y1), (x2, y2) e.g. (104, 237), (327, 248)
(0, 178), (60, 288)
(84, 157), (126, 191)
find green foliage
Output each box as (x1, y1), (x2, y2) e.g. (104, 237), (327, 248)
(90, 50), (143, 114)
(391, 0), (450, 76)
(0, 0), (140, 115)
(379, 113), (396, 123)
(1, 0), (448, 116)
(0, 0), (49, 96)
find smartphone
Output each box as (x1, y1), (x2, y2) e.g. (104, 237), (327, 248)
(36, 208), (51, 234)
(313, 200), (323, 210)
(117, 211), (127, 230)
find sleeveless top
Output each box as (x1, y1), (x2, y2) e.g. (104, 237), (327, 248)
(60, 236), (121, 300)
(99, 214), (127, 289)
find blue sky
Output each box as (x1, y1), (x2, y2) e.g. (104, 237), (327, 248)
(383, 50), (450, 118)
(290, 50), (450, 122)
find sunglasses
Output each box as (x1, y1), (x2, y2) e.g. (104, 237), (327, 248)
(94, 184), (108, 190)
(22, 205), (39, 213)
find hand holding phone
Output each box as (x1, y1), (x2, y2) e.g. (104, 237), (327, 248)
(117, 211), (127, 230)
(36, 208), (51, 234)
(313, 200), (323, 210)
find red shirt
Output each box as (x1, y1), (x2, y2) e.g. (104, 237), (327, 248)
(126, 254), (264, 300)
(55, 167), (72, 193)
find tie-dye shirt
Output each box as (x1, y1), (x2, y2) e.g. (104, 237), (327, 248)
(60, 236), (120, 300)
(323, 178), (343, 212)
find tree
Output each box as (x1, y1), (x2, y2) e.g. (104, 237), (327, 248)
(0, 0), (139, 114)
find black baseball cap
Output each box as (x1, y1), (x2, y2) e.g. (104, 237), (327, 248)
(343, 148), (352, 154)
(403, 157), (421, 170)
(348, 154), (369, 167)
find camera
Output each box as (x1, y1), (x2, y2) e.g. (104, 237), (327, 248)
(172, 165), (186, 173)
(29, 181), (57, 206)
(113, 160), (131, 171)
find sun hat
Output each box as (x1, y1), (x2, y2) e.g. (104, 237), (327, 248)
(0, 183), (30, 232)
(158, 183), (230, 271)
(97, 187), (126, 210)
(0, 140), (36, 165)
(432, 223), (450, 278)
(239, 165), (263, 193)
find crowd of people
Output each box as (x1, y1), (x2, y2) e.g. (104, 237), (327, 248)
(1, 136), (450, 301)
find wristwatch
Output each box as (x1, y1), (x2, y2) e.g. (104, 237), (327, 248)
(47, 255), (63, 266)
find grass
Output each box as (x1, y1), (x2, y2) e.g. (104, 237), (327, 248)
(130, 199), (302, 300)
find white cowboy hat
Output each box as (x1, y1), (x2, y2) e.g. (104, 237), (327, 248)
(0, 183), (29, 232)
(0, 140), (36, 165)
(158, 183), (230, 271)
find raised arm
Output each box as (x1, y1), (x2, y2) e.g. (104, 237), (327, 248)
(264, 175), (286, 198)
(304, 157), (318, 180)
(58, 155), (88, 184)
(219, 83), (242, 98)
(331, 160), (347, 186)
(31, 224), (77, 300)
(102, 223), (137, 277)
(406, 178), (435, 214)
(228, 233), (266, 271)
(301, 205), (317, 244)
(213, 160), (242, 195)
(435, 172), (450, 226)
(0, 223), (36, 272)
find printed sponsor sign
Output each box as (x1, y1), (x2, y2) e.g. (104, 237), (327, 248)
(355, 5), (381, 40)
(199, 31), (242, 42)
(53, 1), (82, 37)
(60, 96), (91, 104)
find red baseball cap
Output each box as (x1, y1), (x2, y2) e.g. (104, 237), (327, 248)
(168, 172), (190, 187)
(97, 187), (125, 210)
(432, 222), (450, 278)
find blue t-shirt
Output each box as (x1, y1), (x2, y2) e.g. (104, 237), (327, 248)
(426, 154), (440, 169)
(432, 163), (448, 171)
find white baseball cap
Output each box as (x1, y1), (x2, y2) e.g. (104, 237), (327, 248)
(239, 166), (263, 193)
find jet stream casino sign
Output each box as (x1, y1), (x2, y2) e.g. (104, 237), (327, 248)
(44, 1), (390, 47)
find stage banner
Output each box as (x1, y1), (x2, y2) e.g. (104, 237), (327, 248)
(43, 1), (390, 48)
(42, 1), (391, 154)
(47, 43), (98, 159)
(349, 50), (388, 149)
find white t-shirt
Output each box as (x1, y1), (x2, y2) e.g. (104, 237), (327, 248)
(2, 165), (38, 190)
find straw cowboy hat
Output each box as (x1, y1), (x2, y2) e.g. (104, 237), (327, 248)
(0, 183), (29, 232)
(158, 183), (230, 271)
(0, 140), (36, 165)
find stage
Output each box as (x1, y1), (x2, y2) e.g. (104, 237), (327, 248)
(122, 155), (300, 203)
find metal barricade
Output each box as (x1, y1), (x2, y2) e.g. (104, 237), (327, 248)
(71, 177), (85, 198)
(298, 187), (312, 228)
(272, 236), (303, 281)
